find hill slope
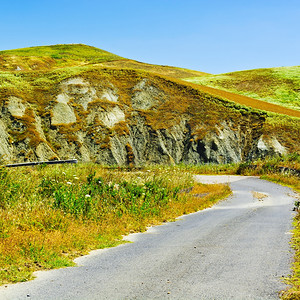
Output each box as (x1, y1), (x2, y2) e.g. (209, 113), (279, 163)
(182, 82), (300, 119)
(98, 59), (209, 78)
(0, 44), (207, 79)
(184, 66), (300, 111)
(0, 44), (124, 71)
(0, 44), (299, 165)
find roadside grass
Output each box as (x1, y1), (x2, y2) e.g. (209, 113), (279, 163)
(282, 210), (300, 300)
(268, 171), (300, 300)
(0, 163), (230, 285)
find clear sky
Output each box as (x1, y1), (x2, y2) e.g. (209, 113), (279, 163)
(1, 0), (299, 74)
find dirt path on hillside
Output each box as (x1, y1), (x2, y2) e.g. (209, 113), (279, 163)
(193, 84), (300, 118)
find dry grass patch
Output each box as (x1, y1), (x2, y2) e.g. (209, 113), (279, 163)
(251, 191), (268, 201)
(0, 164), (230, 285)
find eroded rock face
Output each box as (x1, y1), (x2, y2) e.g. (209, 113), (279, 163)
(61, 78), (97, 110)
(51, 103), (77, 125)
(256, 136), (287, 157)
(51, 77), (96, 125)
(87, 106), (125, 128)
(7, 97), (26, 117)
(101, 88), (119, 102)
(0, 119), (13, 161)
(131, 79), (162, 110)
(35, 143), (57, 161)
(0, 77), (295, 165)
(181, 122), (243, 164)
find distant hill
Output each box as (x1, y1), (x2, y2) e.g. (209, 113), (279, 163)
(184, 66), (300, 112)
(0, 44), (299, 165)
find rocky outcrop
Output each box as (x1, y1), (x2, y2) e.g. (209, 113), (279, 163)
(0, 73), (296, 165)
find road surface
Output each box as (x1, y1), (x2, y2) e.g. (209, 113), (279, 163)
(0, 176), (296, 299)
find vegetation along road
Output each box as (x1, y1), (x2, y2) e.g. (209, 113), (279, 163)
(0, 175), (296, 299)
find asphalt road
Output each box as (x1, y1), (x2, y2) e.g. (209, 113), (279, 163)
(0, 176), (296, 300)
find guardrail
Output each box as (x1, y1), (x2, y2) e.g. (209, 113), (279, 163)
(5, 159), (78, 168)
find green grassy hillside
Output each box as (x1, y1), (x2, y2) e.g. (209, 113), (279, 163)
(184, 66), (300, 111)
(0, 44), (121, 61)
(0, 44), (207, 79)
(0, 44), (124, 71)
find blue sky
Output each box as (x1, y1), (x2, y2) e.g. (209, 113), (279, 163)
(1, 0), (299, 74)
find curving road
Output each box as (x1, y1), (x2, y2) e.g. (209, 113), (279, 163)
(0, 176), (296, 299)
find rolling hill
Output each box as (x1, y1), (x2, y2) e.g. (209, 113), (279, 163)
(0, 43), (207, 78)
(0, 44), (299, 165)
(0, 44), (124, 71)
(184, 66), (300, 112)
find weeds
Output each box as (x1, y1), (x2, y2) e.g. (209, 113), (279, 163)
(0, 163), (230, 285)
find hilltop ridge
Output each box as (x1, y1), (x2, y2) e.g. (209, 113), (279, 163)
(0, 44), (207, 78)
(0, 44), (124, 71)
